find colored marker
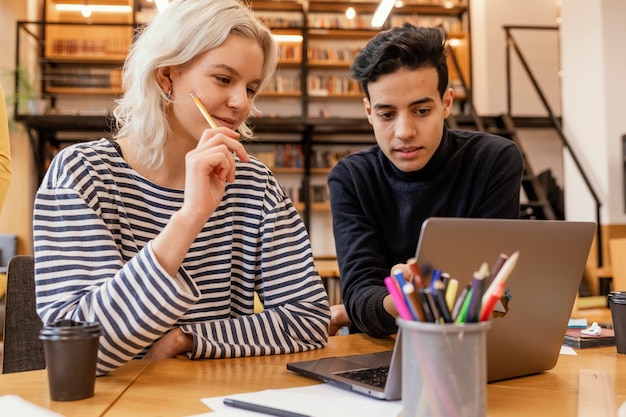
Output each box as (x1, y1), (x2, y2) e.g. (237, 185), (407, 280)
(486, 253), (508, 288)
(441, 272), (451, 293)
(480, 280), (506, 322)
(394, 269), (417, 321)
(455, 287), (473, 324)
(407, 258), (426, 289)
(423, 289), (440, 322)
(451, 283), (471, 322)
(433, 280), (453, 323)
(429, 268), (442, 292)
(466, 262), (489, 323)
(418, 288), (436, 322)
(384, 276), (414, 321)
(482, 251), (519, 304)
(403, 282), (426, 322)
(444, 277), (459, 311)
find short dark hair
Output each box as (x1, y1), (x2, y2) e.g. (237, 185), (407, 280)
(350, 24), (449, 100)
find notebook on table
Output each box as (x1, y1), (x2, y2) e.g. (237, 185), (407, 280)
(286, 217), (596, 400)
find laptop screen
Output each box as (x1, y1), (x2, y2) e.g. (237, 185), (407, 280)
(414, 217), (595, 381)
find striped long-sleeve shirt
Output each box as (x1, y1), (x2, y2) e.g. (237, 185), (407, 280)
(34, 139), (330, 375)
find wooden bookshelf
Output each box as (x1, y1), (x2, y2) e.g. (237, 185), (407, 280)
(18, 0), (472, 258)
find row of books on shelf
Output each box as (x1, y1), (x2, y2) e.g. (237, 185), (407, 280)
(311, 149), (355, 170)
(389, 15), (464, 33)
(265, 76), (362, 96)
(283, 185), (302, 205)
(277, 44), (302, 61)
(265, 18), (461, 32)
(258, 12), (303, 29)
(44, 68), (122, 89)
(253, 144), (304, 169)
(48, 38), (128, 58)
(308, 75), (361, 96)
(307, 14), (374, 30)
(278, 185), (330, 205)
(266, 74), (300, 94)
(310, 184), (330, 203)
(308, 15), (464, 34)
(258, 0), (467, 30)
(252, 146), (358, 171)
(307, 46), (362, 64)
(43, 71), (378, 96)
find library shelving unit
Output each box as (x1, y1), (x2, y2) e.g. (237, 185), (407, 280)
(248, 0), (472, 257)
(14, 0), (147, 178)
(302, 0), (471, 118)
(40, 0), (135, 105)
(254, 1), (306, 118)
(15, 0), (471, 259)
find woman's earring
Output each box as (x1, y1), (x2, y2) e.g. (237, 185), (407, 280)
(163, 88), (172, 108)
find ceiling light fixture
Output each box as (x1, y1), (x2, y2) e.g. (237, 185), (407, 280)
(55, 4), (132, 13)
(81, 1), (92, 18)
(371, 0), (395, 28)
(345, 7), (356, 20)
(272, 34), (303, 43)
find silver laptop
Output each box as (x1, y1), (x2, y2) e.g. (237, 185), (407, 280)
(287, 218), (596, 400)
(287, 331), (403, 400)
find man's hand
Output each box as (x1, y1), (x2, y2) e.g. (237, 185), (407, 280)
(329, 304), (351, 336)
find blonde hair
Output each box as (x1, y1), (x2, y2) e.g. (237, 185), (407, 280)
(112, 0), (278, 168)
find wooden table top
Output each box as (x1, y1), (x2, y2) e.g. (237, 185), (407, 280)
(106, 334), (394, 417)
(1, 309), (624, 417)
(106, 332), (626, 417)
(0, 360), (149, 417)
(488, 346), (626, 416)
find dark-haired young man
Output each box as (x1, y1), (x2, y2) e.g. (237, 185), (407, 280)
(328, 24), (523, 337)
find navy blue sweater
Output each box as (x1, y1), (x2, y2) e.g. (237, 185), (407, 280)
(328, 127), (524, 336)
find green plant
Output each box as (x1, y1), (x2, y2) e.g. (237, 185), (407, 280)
(1, 66), (45, 127)
(2, 66), (35, 108)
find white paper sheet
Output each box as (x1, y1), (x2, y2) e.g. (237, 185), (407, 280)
(200, 384), (402, 417)
(559, 345), (578, 355)
(0, 395), (65, 417)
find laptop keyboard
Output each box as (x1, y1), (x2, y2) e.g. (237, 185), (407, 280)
(335, 366), (389, 389)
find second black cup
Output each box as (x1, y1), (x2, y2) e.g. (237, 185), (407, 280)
(608, 291), (626, 354)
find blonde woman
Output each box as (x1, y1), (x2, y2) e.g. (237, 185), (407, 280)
(34, 0), (330, 375)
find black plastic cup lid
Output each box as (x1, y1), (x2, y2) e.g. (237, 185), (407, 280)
(607, 291), (626, 304)
(39, 320), (102, 340)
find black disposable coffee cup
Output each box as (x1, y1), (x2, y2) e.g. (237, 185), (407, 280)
(39, 320), (102, 401)
(608, 291), (626, 354)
